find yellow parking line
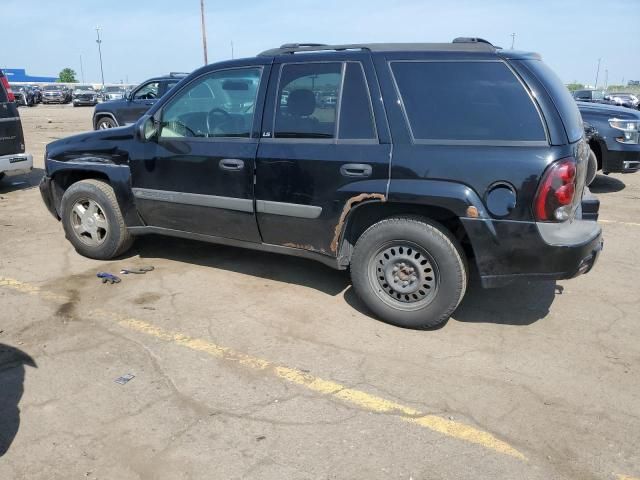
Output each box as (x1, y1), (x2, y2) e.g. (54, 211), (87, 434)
(0, 276), (525, 460)
(600, 219), (640, 227)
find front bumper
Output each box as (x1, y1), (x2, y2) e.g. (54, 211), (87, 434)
(73, 99), (98, 105)
(0, 153), (33, 177)
(603, 149), (640, 173)
(39, 175), (59, 218)
(463, 213), (603, 288)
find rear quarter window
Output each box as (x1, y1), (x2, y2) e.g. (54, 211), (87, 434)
(390, 61), (546, 143)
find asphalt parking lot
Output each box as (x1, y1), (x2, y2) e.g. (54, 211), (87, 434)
(1, 104), (639, 480)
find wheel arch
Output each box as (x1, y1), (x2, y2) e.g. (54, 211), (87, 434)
(338, 200), (476, 268)
(49, 163), (142, 227)
(93, 112), (119, 130)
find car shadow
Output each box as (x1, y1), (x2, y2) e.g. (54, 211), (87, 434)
(343, 273), (558, 328)
(0, 168), (45, 194)
(133, 235), (350, 296)
(0, 343), (36, 457)
(133, 236), (558, 326)
(589, 174), (625, 194)
(451, 276), (558, 326)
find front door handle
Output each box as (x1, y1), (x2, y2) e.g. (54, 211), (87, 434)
(219, 158), (245, 171)
(340, 163), (372, 177)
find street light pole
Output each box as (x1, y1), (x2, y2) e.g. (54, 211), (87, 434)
(510, 33), (516, 49)
(79, 54), (85, 84)
(594, 57), (601, 89)
(95, 26), (105, 89)
(200, 0), (208, 65)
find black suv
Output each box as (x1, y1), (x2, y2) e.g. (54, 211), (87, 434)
(92, 73), (186, 129)
(39, 39), (602, 329)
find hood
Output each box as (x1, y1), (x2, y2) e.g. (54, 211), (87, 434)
(95, 98), (127, 112)
(577, 101), (640, 119)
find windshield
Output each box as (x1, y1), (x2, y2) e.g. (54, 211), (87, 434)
(105, 86), (123, 92)
(591, 90), (605, 100)
(75, 85), (94, 91)
(43, 85), (61, 91)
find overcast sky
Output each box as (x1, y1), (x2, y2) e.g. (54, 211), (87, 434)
(2, 0), (639, 86)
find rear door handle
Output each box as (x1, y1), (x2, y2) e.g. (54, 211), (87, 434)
(219, 158), (245, 171)
(340, 163), (372, 177)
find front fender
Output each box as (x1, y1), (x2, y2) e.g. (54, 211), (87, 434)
(46, 159), (143, 227)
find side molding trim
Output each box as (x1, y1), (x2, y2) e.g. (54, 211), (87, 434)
(132, 188), (254, 212)
(255, 200), (322, 219)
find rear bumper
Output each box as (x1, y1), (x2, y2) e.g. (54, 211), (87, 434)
(0, 153), (33, 176)
(463, 216), (603, 288)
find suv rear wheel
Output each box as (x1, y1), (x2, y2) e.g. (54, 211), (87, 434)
(350, 216), (467, 329)
(60, 179), (133, 259)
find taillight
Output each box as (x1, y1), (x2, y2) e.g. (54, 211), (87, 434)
(1, 76), (15, 102)
(534, 157), (577, 222)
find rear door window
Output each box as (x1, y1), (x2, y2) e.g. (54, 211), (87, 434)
(390, 61), (546, 143)
(274, 62), (342, 139)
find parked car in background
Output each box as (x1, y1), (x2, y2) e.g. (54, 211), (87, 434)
(605, 92), (639, 110)
(41, 39), (602, 329)
(10, 84), (36, 106)
(577, 101), (640, 174)
(29, 85), (42, 103)
(101, 86), (126, 102)
(72, 85), (98, 107)
(0, 70), (33, 181)
(572, 89), (609, 104)
(93, 73), (185, 129)
(42, 84), (68, 104)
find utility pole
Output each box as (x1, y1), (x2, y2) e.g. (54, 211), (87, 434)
(604, 69), (608, 90)
(594, 58), (601, 89)
(510, 33), (516, 49)
(200, 0), (208, 65)
(79, 54), (85, 84)
(231, 40), (234, 59)
(95, 26), (105, 89)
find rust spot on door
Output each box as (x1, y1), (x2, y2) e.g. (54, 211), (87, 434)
(330, 193), (386, 253)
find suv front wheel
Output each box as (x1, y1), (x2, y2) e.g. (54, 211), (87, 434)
(60, 179), (134, 260)
(350, 216), (467, 329)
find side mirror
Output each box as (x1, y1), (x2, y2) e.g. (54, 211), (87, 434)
(137, 114), (159, 142)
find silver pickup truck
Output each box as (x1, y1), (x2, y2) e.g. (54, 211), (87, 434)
(0, 70), (33, 180)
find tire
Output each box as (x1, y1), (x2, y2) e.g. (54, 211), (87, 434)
(96, 116), (117, 129)
(72, 102), (78, 107)
(60, 179), (133, 260)
(350, 216), (467, 329)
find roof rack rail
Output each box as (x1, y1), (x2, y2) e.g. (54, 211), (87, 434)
(452, 37), (494, 46)
(169, 72), (189, 77)
(258, 43), (370, 57)
(258, 41), (498, 57)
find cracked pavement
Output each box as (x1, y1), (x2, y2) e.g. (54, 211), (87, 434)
(0, 105), (639, 479)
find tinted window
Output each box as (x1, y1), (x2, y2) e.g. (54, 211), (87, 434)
(160, 67), (261, 139)
(391, 61), (546, 142)
(520, 59), (583, 143)
(275, 62), (342, 139)
(339, 63), (376, 139)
